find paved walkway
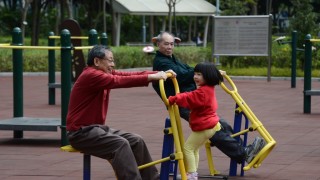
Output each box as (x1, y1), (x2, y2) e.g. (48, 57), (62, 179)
(0, 74), (320, 180)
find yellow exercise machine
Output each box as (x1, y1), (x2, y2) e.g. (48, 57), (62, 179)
(219, 75), (276, 171)
(159, 73), (226, 179)
(158, 73), (276, 179)
(159, 74), (187, 180)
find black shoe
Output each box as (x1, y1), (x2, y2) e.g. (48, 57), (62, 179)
(245, 137), (266, 163)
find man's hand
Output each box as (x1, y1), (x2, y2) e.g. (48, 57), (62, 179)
(165, 69), (177, 78)
(148, 71), (168, 81)
(219, 70), (227, 75)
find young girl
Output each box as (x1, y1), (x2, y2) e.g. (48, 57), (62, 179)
(168, 62), (224, 180)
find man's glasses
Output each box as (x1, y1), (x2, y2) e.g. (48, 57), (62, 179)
(100, 57), (115, 63)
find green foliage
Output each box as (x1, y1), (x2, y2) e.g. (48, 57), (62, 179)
(111, 46), (154, 69)
(38, 8), (58, 37)
(0, 36), (319, 78)
(287, 0), (319, 69)
(0, 7), (20, 35)
(0, 48), (60, 72)
(173, 47), (210, 64)
(289, 0), (319, 45)
(0, 49), (12, 71)
(120, 16), (146, 44)
(220, 0), (250, 15)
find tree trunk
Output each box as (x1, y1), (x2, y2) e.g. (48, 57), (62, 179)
(250, 3), (258, 15)
(103, 0), (107, 33)
(168, 4), (172, 32)
(203, 16), (209, 47)
(193, 17), (197, 38)
(31, 0), (40, 45)
(110, 0), (117, 46)
(173, 2), (177, 35)
(161, 17), (166, 32)
(149, 16), (154, 41)
(21, 0), (33, 44)
(110, 0), (121, 46)
(268, 0), (273, 14)
(65, 0), (73, 19)
(55, 2), (61, 34)
(188, 18), (193, 42)
(60, 0), (65, 22)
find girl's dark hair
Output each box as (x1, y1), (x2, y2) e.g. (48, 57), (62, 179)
(194, 62), (223, 86)
(87, 45), (111, 66)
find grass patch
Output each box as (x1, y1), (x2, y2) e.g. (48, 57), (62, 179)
(218, 67), (320, 77)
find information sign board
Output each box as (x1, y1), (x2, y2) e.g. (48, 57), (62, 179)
(213, 15), (271, 56)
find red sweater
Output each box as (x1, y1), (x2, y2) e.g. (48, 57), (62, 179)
(169, 85), (219, 131)
(67, 67), (155, 131)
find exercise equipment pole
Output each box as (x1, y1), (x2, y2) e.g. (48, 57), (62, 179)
(100, 32), (108, 47)
(60, 29), (72, 146)
(12, 27), (24, 138)
(291, 31), (297, 88)
(48, 31), (56, 105)
(303, 34), (312, 114)
(88, 29), (98, 46)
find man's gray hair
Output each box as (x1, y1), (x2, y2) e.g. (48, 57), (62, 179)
(152, 31), (181, 43)
(87, 45), (111, 66)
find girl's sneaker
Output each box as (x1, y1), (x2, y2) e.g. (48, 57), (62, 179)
(245, 136), (266, 163)
(187, 172), (198, 180)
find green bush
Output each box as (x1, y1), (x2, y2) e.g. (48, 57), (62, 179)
(0, 46), (211, 72)
(0, 41), (319, 77)
(111, 46), (154, 69)
(0, 48), (61, 72)
(111, 46), (211, 69)
(174, 46), (211, 64)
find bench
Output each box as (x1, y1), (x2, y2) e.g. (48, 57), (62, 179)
(61, 145), (91, 180)
(0, 117), (60, 138)
(0, 117), (60, 131)
(305, 89), (320, 96)
(304, 89), (320, 113)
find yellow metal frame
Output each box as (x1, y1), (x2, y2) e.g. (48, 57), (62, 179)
(61, 144), (80, 152)
(220, 75), (276, 171)
(159, 74), (188, 180)
(310, 39), (320, 42)
(0, 44), (93, 50)
(0, 45), (62, 50)
(48, 35), (102, 40)
(158, 73), (221, 179)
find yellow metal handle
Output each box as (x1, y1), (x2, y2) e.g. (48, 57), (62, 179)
(220, 74), (237, 94)
(159, 73), (180, 106)
(220, 74), (276, 171)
